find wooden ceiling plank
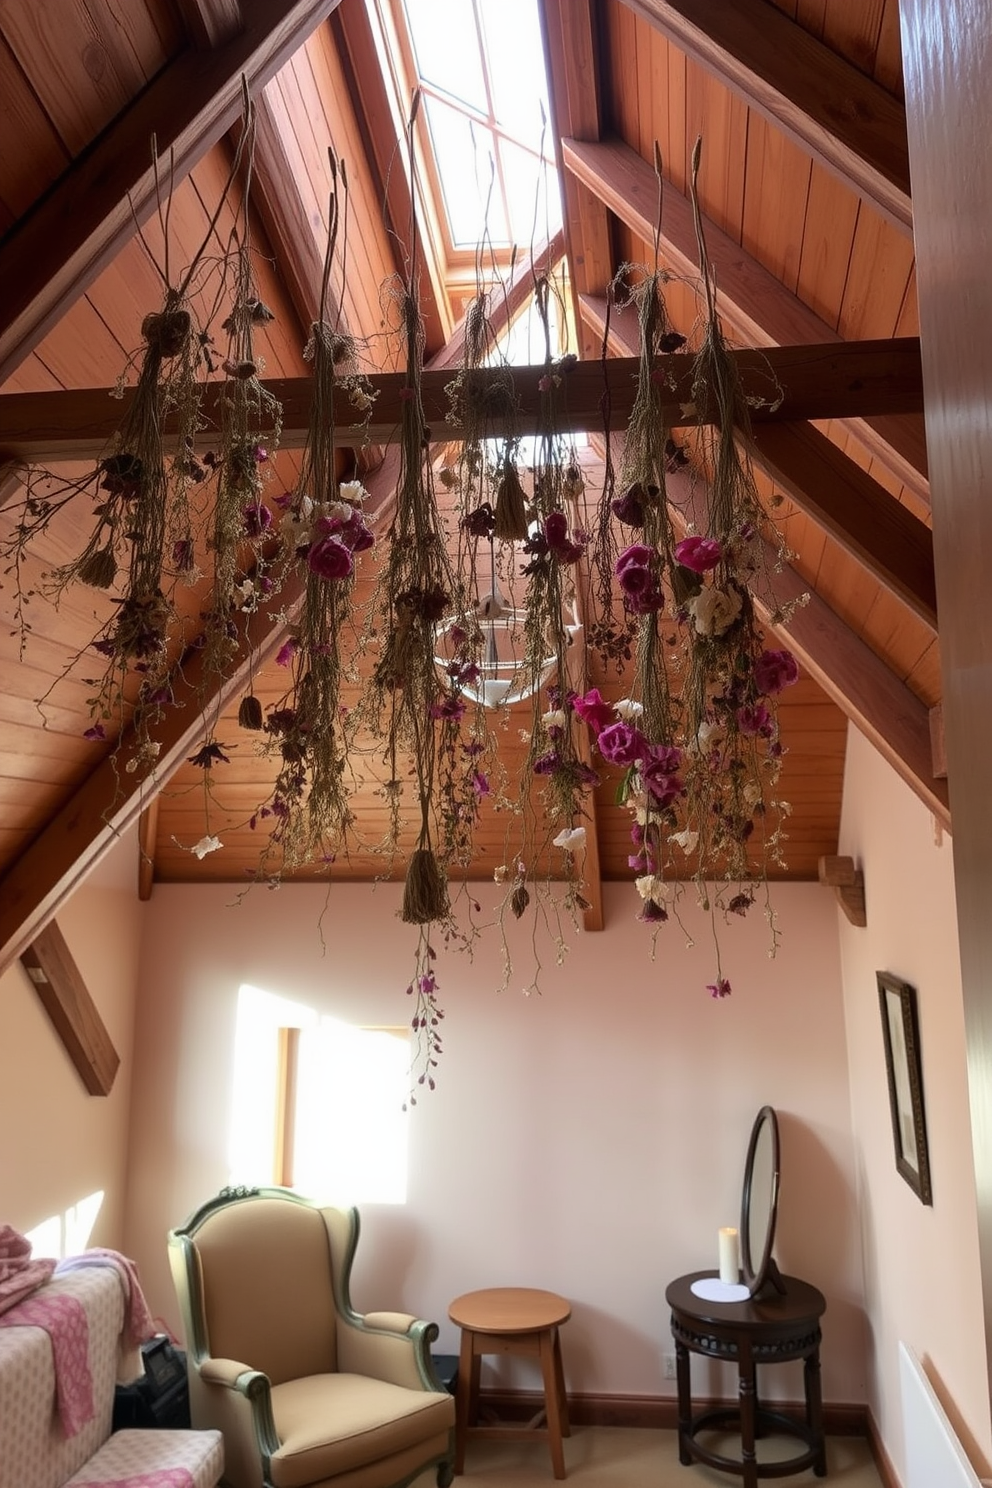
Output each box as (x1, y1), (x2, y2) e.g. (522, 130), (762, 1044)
(616, 0), (912, 234)
(0, 338), (925, 465)
(0, 0), (344, 385)
(561, 133), (929, 500)
(661, 467), (949, 830)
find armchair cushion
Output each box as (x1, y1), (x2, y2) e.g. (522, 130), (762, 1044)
(268, 1374), (453, 1488)
(191, 1196), (337, 1385)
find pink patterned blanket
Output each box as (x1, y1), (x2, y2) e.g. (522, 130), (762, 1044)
(56, 1249), (158, 1352)
(0, 1222), (55, 1316)
(0, 1285), (94, 1436)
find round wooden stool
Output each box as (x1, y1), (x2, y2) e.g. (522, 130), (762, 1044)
(448, 1286), (572, 1479)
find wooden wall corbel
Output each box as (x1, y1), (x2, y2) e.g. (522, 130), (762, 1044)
(19, 920), (120, 1095)
(818, 855), (867, 927)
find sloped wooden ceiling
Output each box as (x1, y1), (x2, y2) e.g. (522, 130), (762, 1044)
(0, 0), (946, 972)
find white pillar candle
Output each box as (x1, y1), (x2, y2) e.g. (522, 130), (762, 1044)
(719, 1226), (740, 1284)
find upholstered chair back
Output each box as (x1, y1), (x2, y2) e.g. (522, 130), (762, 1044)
(191, 1194), (338, 1385)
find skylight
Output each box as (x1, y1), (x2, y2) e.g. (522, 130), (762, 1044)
(398, 0), (562, 254)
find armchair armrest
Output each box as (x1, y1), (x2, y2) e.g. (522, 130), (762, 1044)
(194, 1357), (281, 1478)
(200, 1356), (257, 1389)
(338, 1312), (443, 1391)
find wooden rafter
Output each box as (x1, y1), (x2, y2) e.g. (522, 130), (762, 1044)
(563, 134), (928, 502)
(250, 86), (337, 335)
(0, 0), (344, 385)
(539, 0), (613, 360)
(0, 340), (925, 465)
(330, 0), (449, 353)
(580, 294), (937, 629)
(617, 0), (912, 235)
(174, 0), (244, 50)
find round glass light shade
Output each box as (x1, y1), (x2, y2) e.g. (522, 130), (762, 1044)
(435, 609), (581, 709)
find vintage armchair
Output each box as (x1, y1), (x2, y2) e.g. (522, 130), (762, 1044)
(168, 1187), (455, 1488)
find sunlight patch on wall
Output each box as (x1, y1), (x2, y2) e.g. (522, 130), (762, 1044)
(230, 985), (409, 1204)
(24, 1190), (105, 1259)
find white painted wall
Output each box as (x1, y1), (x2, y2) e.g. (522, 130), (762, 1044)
(0, 825), (143, 1253)
(124, 875), (865, 1402)
(837, 726), (991, 1479)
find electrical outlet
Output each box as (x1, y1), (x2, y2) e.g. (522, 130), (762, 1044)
(663, 1354), (677, 1379)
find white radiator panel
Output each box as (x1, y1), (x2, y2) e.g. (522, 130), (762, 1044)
(899, 1341), (987, 1488)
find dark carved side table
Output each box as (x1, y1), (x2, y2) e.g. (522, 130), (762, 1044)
(665, 1271), (827, 1487)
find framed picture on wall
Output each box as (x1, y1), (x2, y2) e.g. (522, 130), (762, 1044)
(877, 972), (933, 1205)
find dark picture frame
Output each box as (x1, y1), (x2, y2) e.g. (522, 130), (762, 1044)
(877, 972), (932, 1205)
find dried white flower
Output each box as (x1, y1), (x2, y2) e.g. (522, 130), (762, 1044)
(669, 829), (699, 854)
(613, 697), (644, 722)
(191, 835), (223, 860)
(552, 826), (587, 851)
(542, 708), (567, 730)
(688, 585), (743, 637)
(339, 480), (368, 505)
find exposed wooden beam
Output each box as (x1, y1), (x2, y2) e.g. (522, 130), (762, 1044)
(19, 920), (121, 1095)
(251, 86), (334, 335)
(330, 0), (449, 353)
(563, 134), (928, 502)
(0, 339), (926, 465)
(0, 0), (343, 384)
(747, 423), (937, 630)
(662, 466), (950, 831)
(580, 291), (936, 629)
(539, 0), (613, 361)
(138, 800), (160, 902)
(175, 0), (244, 49)
(616, 0), (912, 235)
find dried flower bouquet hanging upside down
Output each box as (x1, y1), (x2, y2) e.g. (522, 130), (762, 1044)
(1, 104), (806, 1095)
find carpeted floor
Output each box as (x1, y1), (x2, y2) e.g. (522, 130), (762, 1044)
(414, 1425), (884, 1486)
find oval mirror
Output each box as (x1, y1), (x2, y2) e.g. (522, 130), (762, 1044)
(740, 1105), (782, 1296)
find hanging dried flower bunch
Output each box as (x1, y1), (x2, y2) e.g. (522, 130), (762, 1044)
(580, 139), (801, 992)
(200, 117), (283, 689)
(0, 114), (259, 776)
(251, 155), (372, 876)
